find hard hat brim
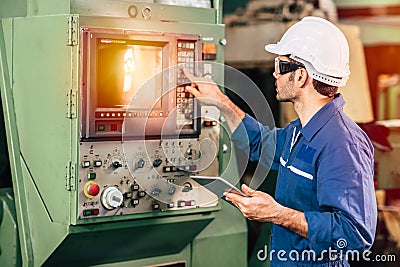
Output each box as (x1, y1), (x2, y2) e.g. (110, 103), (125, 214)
(265, 44), (280, 55)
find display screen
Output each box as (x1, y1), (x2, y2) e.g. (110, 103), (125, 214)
(96, 39), (163, 109)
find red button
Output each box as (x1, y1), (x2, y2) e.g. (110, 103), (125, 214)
(92, 209), (99, 215)
(111, 124), (118, 131)
(87, 184), (100, 196)
(204, 121), (217, 127)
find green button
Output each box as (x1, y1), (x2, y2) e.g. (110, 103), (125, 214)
(87, 173), (96, 179)
(83, 210), (92, 216)
(98, 125), (105, 131)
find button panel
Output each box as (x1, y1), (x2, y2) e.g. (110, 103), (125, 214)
(95, 111), (168, 119)
(83, 209), (100, 216)
(177, 41), (196, 129)
(78, 136), (219, 219)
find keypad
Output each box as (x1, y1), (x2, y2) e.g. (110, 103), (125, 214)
(177, 41), (196, 128)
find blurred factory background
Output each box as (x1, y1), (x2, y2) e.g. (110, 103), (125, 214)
(222, 1), (400, 266)
(0, 0), (400, 266)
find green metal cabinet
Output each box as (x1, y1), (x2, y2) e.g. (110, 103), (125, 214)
(0, 1), (247, 266)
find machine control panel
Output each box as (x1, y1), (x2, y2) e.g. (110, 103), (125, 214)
(77, 112), (220, 220)
(78, 28), (221, 221)
(77, 140), (216, 218)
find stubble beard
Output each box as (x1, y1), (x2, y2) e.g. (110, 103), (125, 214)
(275, 80), (295, 103)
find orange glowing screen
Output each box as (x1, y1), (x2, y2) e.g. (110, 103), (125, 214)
(97, 39), (163, 109)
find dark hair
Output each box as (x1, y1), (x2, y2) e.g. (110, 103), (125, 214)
(312, 79), (338, 97)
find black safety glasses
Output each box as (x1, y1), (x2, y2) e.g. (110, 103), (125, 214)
(275, 57), (304, 76)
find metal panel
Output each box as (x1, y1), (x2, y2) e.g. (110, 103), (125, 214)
(0, 19), (13, 102)
(0, 0), (27, 18)
(94, 245), (191, 267)
(5, 0), (217, 24)
(72, 0), (215, 24)
(192, 201), (247, 267)
(27, 0), (70, 16)
(13, 15), (73, 224)
(19, 159), (68, 266)
(44, 213), (215, 266)
(0, 17), (35, 266)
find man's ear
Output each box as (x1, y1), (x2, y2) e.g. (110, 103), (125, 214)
(297, 68), (308, 88)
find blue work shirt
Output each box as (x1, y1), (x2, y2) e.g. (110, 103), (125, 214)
(231, 94), (377, 266)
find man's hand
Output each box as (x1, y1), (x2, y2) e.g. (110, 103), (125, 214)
(182, 68), (245, 132)
(182, 68), (228, 107)
(225, 184), (309, 238)
(225, 184), (283, 222)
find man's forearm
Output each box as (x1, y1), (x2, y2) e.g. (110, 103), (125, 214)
(274, 206), (308, 238)
(217, 94), (245, 133)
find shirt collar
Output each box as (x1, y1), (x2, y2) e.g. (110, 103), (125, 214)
(298, 94), (346, 142)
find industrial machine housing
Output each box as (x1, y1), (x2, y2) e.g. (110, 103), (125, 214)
(0, 0), (247, 266)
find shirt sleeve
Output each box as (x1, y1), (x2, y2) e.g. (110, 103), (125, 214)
(304, 143), (377, 254)
(231, 114), (283, 171)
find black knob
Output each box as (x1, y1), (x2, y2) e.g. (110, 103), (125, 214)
(153, 158), (163, 167)
(136, 159), (145, 168)
(187, 148), (194, 155)
(185, 148), (200, 160)
(112, 161), (122, 169)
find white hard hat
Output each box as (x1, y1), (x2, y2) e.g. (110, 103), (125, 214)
(265, 16), (350, 87)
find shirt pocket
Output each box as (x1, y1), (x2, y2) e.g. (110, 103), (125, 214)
(284, 159), (314, 211)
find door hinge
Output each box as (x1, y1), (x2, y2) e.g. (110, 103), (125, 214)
(66, 89), (77, 119)
(66, 161), (76, 191)
(67, 15), (78, 46)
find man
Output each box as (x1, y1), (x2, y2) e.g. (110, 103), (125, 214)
(184, 17), (377, 266)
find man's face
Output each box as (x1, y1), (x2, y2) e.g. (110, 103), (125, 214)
(273, 56), (299, 102)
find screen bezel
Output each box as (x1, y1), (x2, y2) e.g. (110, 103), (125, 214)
(80, 28), (202, 141)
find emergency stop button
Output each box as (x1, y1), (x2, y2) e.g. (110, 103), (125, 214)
(84, 181), (100, 198)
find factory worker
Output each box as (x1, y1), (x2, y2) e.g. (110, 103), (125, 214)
(184, 16), (377, 266)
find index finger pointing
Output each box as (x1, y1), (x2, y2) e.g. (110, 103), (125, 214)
(182, 68), (199, 83)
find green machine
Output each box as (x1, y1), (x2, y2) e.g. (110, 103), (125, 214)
(0, 0), (247, 266)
